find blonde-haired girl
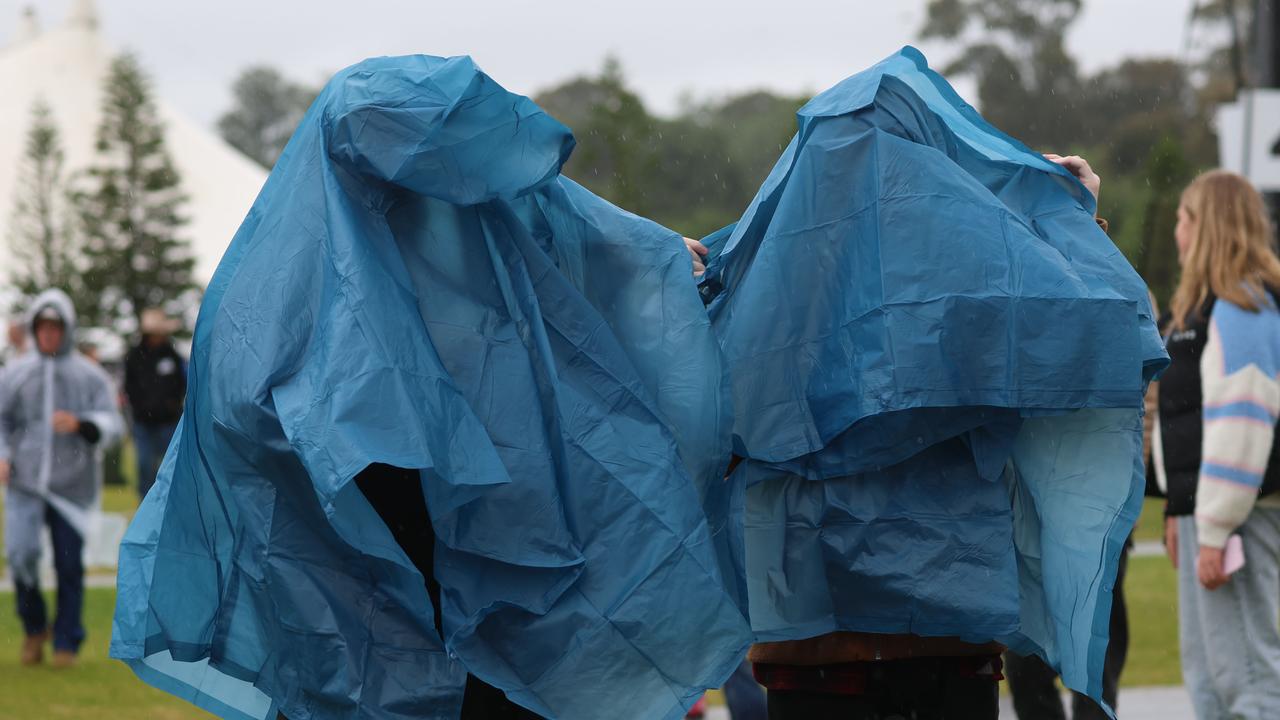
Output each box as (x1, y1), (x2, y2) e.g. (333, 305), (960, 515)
(1155, 170), (1280, 718)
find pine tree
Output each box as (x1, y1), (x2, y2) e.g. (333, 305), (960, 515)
(7, 99), (79, 310)
(76, 52), (196, 332)
(217, 65), (318, 169)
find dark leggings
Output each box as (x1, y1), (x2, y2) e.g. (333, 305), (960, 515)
(279, 464), (541, 720)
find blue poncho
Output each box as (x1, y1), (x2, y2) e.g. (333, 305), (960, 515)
(701, 47), (1164, 710)
(110, 55), (750, 720)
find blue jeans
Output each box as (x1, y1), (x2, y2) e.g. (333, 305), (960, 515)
(133, 421), (177, 499)
(13, 505), (85, 652)
(1178, 510), (1280, 719)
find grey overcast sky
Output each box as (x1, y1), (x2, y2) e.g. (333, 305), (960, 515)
(2, 0), (1198, 128)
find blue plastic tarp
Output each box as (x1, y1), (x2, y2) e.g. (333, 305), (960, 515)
(112, 46), (1165, 720)
(701, 46), (1164, 711)
(111, 55), (750, 720)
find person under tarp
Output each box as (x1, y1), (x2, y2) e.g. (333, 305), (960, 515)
(110, 55), (751, 720)
(696, 47), (1164, 719)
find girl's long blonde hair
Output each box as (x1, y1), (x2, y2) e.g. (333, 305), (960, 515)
(1169, 170), (1280, 330)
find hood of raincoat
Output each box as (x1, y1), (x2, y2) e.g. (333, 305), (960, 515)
(111, 54), (748, 720)
(26, 288), (77, 357)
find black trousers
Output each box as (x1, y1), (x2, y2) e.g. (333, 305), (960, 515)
(765, 657), (1000, 720)
(280, 464), (541, 720)
(1004, 549), (1130, 720)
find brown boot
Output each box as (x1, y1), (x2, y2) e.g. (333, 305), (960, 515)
(51, 650), (76, 669)
(20, 631), (48, 666)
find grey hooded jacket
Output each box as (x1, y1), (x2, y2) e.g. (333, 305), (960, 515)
(0, 289), (122, 510)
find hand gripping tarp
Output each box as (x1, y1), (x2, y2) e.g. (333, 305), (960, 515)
(699, 46), (1166, 712)
(110, 55), (751, 720)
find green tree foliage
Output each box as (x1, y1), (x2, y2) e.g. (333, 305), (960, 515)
(1187, 0), (1255, 103)
(1103, 139), (1196, 307)
(6, 99), (80, 310)
(536, 59), (804, 237)
(919, 0), (1240, 304)
(1079, 60), (1212, 171)
(920, 0), (1085, 149)
(1136, 138), (1196, 306)
(76, 53), (197, 333)
(217, 65), (319, 170)
(541, 57), (661, 217)
(693, 91), (806, 193)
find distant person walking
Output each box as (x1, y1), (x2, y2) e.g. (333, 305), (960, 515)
(1, 319), (29, 366)
(0, 289), (122, 667)
(1154, 170), (1280, 718)
(124, 309), (185, 500)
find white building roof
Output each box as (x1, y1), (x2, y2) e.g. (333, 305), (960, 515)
(0, 1), (267, 297)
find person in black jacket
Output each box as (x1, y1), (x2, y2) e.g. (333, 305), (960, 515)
(124, 309), (186, 499)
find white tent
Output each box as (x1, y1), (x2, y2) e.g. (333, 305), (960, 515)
(0, 0), (267, 301)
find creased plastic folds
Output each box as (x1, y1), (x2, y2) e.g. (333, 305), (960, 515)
(113, 47), (1165, 720)
(110, 55), (750, 720)
(700, 47), (1164, 713)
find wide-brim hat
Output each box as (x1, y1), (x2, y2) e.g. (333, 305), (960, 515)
(140, 308), (181, 335)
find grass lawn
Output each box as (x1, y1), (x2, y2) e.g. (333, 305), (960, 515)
(0, 588), (209, 719)
(1134, 497), (1166, 543)
(1126, 497), (1181, 686)
(1120, 555), (1181, 687)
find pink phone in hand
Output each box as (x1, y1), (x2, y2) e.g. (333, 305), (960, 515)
(1224, 534), (1246, 576)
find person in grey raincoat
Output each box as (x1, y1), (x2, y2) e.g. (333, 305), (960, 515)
(0, 289), (122, 667)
